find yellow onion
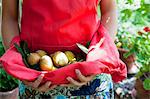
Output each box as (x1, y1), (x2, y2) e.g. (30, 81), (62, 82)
(40, 55), (54, 71)
(64, 51), (76, 63)
(51, 66), (57, 71)
(52, 51), (68, 67)
(36, 50), (47, 57)
(27, 53), (41, 65)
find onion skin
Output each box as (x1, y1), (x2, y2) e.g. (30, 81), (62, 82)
(36, 50), (47, 57)
(64, 51), (76, 63)
(27, 53), (41, 66)
(52, 51), (68, 67)
(52, 66), (58, 71)
(40, 55), (54, 71)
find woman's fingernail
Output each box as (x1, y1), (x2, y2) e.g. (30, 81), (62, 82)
(75, 69), (80, 75)
(48, 81), (51, 85)
(67, 77), (71, 81)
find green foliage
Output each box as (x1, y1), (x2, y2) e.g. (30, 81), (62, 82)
(0, 68), (19, 92)
(0, 37), (5, 56)
(117, 0), (150, 42)
(124, 32), (150, 65)
(143, 78), (150, 90)
(116, 0), (150, 90)
(122, 28), (150, 91)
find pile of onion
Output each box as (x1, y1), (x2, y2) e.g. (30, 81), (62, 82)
(27, 50), (76, 71)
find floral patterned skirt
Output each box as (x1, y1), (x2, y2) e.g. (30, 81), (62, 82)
(19, 73), (114, 99)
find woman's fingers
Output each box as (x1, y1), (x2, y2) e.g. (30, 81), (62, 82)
(22, 80), (32, 86)
(38, 83), (57, 92)
(75, 69), (87, 82)
(22, 74), (44, 88)
(49, 85), (57, 90)
(65, 69), (96, 87)
(67, 77), (87, 87)
(32, 74), (44, 88)
(60, 84), (75, 87)
(22, 74), (58, 92)
(37, 81), (51, 92)
(75, 69), (96, 82)
(86, 75), (96, 82)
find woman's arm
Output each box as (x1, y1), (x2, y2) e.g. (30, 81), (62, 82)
(100, 0), (118, 40)
(1, 0), (20, 50)
(1, 0), (53, 92)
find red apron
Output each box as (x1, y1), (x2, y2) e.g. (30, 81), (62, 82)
(20, 0), (100, 53)
(0, 0), (127, 84)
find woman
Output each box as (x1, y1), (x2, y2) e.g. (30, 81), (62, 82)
(1, 0), (125, 98)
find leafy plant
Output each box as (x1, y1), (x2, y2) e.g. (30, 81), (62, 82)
(124, 27), (150, 90)
(116, 0), (150, 50)
(0, 37), (5, 56)
(0, 68), (19, 92)
(116, 0), (150, 90)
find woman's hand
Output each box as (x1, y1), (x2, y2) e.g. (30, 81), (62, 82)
(61, 69), (96, 87)
(23, 69), (95, 92)
(22, 74), (57, 92)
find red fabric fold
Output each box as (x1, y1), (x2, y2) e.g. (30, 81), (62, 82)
(0, 24), (127, 84)
(86, 24), (127, 82)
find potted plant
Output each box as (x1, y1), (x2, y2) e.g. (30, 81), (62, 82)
(115, 33), (138, 74)
(0, 37), (19, 99)
(117, 47), (138, 74)
(0, 68), (19, 99)
(124, 27), (150, 98)
(116, 0), (150, 75)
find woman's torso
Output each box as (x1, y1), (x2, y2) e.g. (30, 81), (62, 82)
(20, 0), (100, 53)
(19, 1), (114, 99)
